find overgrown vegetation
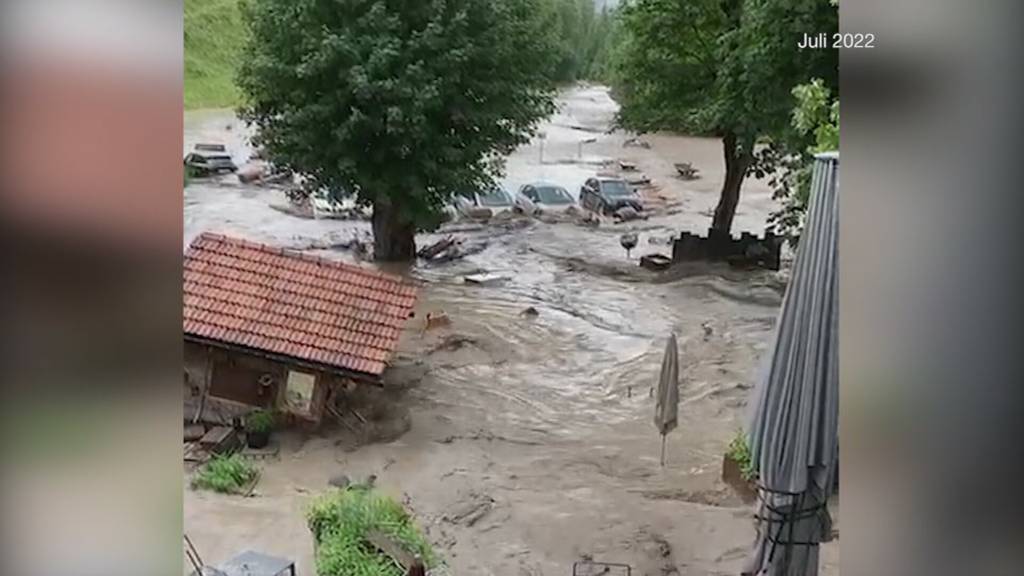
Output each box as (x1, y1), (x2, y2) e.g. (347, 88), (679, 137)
(184, 0), (247, 109)
(308, 489), (438, 576)
(191, 454), (259, 493)
(727, 430), (756, 482)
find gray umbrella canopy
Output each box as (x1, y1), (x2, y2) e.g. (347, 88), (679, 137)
(744, 153), (839, 576)
(654, 333), (679, 465)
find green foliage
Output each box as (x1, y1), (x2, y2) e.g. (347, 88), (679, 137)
(767, 78), (839, 244)
(793, 79), (840, 153)
(238, 0), (559, 248)
(539, 0), (617, 83)
(245, 409), (275, 434)
(308, 489), (437, 576)
(609, 0), (838, 231)
(184, 0), (247, 109)
(727, 430), (756, 482)
(192, 454), (259, 493)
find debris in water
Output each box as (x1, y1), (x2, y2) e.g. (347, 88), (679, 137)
(464, 273), (509, 286)
(520, 306), (540, 318)
(674, 162), (700, 180)
(328, 473), (351, 488)
(424, 312), (451, 331)
(619, 160), (638, 172)
(418, 236), (456, 260)
(639, 254), (673, 271)
(702, 321), (714, 340)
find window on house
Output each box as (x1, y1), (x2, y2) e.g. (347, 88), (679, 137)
(284, 370), (316, 416)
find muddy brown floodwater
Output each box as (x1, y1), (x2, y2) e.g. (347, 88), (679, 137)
(183, 85), (837, 576)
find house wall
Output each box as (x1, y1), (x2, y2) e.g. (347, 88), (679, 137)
(183, 341), (336, 427)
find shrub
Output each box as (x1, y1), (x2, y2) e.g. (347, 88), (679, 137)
(727, 430), (757, 482)
(307, 489), (437, 576)
(245, 409), (275, 434)
(192, 454), (259, 493)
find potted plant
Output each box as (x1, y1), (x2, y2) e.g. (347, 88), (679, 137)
(722, 430), (757, 501)
(245, 409), (275, 449)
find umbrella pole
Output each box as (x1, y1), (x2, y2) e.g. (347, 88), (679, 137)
(660, 434), (667, 466)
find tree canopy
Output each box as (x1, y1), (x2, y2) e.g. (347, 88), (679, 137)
(609, 0), (838, 234)
(541, 0), (617, 83)
(237, 0), (559, 260)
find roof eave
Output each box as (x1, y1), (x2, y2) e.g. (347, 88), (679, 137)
(184, 334), (386, 386)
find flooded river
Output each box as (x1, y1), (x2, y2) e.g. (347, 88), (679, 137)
(183, 85), (836, 576)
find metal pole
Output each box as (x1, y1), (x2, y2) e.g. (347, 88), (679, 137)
(660, 435), (667, 466)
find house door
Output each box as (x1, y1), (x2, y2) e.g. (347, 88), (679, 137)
(209, 359), (273, 407)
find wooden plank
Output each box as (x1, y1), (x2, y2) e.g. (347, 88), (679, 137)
(365, 529), (416, 572)
(199, 426), (233, 448)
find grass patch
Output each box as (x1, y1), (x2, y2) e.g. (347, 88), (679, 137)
(192, 454), (259, 494)
(184, 0), (247, 109)
(307, 489), (438, 576)
(726, 430), (756, 482)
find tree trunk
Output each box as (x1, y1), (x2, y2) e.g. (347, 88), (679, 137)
(372, 199), (416, 262)
(711, 132), (753, 234)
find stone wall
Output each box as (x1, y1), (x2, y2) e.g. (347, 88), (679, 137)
(672, 229), (783, 271)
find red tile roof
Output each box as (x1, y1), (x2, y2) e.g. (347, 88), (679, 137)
(183, 233), (417, 377)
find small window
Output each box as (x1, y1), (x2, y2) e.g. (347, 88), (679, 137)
(284, 370), (316, 416)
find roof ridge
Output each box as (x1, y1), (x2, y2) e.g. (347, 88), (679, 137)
(193, 232), (415, 287)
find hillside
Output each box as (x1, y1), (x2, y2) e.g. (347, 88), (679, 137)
(184, 0), (246, 109)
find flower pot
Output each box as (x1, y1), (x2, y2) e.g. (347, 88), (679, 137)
(247, 429), (270, 449)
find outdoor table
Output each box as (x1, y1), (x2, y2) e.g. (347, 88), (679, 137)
(209, 550), (296, 576)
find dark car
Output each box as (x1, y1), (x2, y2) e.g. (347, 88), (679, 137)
(579, 176), (643, 215)
(184, 143), (237, 176)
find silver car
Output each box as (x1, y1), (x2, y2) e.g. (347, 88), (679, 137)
(515, 182), (577, 215)
(454, 186), (516, 219)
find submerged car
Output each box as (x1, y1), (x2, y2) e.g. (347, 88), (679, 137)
(579, 175), (643, 216)
(515, 182), (577, 214)
(184, 143), (237, 176)
(454, 186), (516, 219)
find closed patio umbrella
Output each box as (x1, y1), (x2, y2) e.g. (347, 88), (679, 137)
(654, 332), (679, 466)
(743, 153), (839, 576)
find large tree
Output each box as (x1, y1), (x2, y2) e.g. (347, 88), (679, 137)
(237, 0), (557, 260)
(611, 0), (837, 234)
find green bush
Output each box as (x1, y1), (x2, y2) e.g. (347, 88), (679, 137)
(727, 430), (756, 482)
(307, 489), (437, 576)
(192, 454), (259, 493)
(245, 409), (275, 434)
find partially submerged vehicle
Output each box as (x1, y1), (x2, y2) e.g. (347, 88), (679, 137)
(579, 175), (643, 216)
(454, 186), (516, 219)
(184, 143), (237, 176)
(310, 189), (371, 220)
(515, 182), (577, 215)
